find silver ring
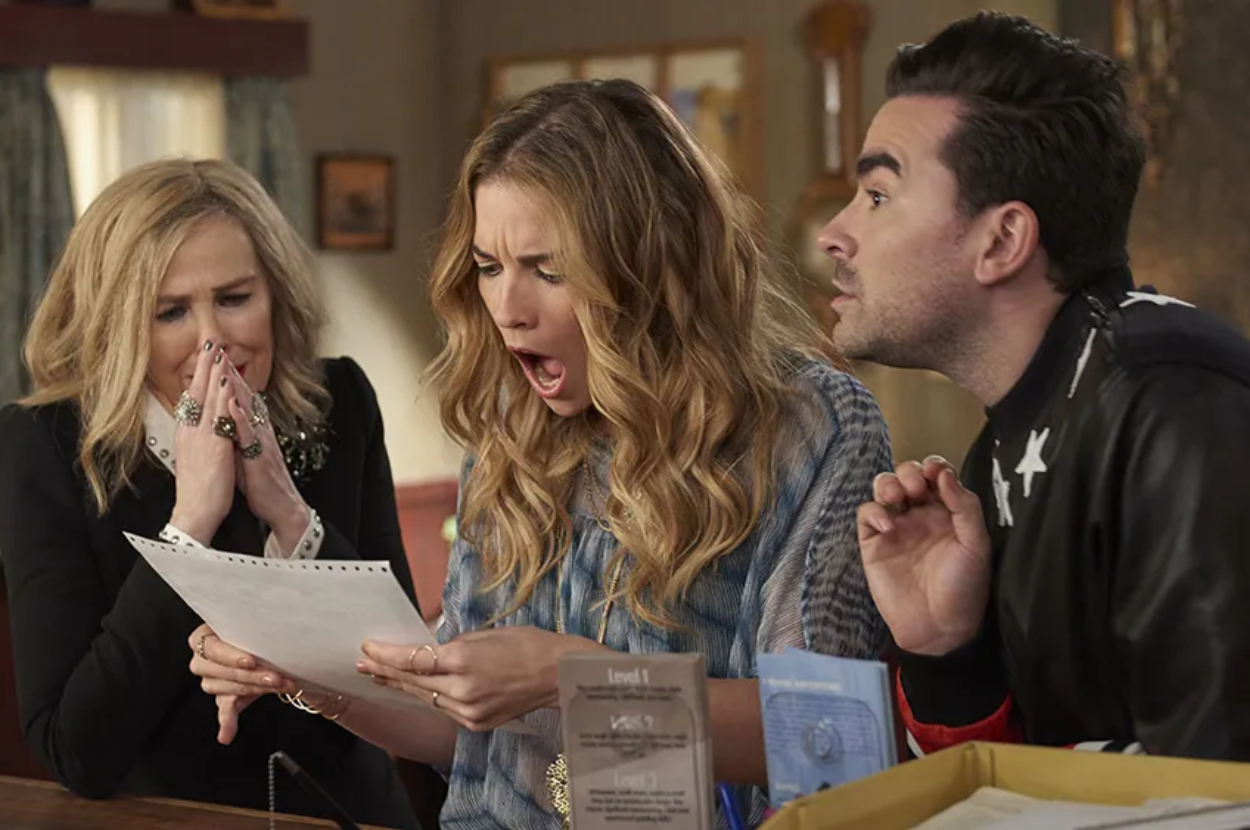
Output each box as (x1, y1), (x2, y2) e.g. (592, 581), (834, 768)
(240, 438), (263, 460)
(431, 691), (440, 709)
(174, 392), (203, 427)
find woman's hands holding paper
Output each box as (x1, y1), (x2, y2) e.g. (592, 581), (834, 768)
(357, 627), (609, 732)
(192, 617), (611, 742)
(188, 623), (297, 744)
(188, 623), (461, 768)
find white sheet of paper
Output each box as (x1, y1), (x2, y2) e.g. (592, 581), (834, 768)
(911, 787), (1062, 830)
(913, 787), (1233, 830)
(126, 533), (535, 734)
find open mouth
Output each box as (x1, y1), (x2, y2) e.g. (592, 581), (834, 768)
(509, 347), (567, 399)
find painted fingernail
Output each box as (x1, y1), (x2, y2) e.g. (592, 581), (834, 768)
(214, 352), (223, 365)
(204, 340), (214, 351)
(237, 657), (253, 669)
(220, 376), (228, 387)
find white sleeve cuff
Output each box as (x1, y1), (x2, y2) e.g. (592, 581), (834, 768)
(264, 509), (324, 560)
(159, 524), (207, 548)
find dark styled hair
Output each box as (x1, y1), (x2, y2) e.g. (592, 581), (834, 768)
(886, 12), (1146, 292)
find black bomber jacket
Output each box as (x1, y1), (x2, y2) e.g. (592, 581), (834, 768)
(898, 267), (1250, 760)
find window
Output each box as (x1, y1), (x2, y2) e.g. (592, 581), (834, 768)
(47, 67), (226, 218)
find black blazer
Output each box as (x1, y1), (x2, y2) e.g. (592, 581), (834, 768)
(0, 357), (421, 829)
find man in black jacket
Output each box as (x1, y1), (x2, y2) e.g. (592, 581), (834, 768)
(820, 11), (1250, 759)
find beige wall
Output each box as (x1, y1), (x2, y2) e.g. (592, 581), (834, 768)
(436, 0), (1054, 469)
(72, 0), (466, 485)
(37, 0), (1057, 481)
(286, 0), (463, 485)
(438, 0), (1055, 237)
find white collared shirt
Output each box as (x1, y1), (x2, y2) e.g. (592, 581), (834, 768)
(145, 393), (323, 560)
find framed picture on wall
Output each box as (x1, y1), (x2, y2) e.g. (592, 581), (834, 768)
(315, 154), (395, 251)
(486, 40), (763, 202)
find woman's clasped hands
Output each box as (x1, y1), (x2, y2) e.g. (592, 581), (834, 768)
(170, 341), (310, 553)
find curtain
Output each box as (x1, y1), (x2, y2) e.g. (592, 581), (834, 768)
(0, 69), (75, 406)
(47, 66), (226, 219)
(225, 77), (307, 237)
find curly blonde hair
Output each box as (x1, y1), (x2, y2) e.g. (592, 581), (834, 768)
(21, 158), (328, 513)
(428, 79), (837, 628)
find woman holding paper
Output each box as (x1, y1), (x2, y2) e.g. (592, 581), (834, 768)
(0, 159), (421, 829)
(192, 79), (892, 829)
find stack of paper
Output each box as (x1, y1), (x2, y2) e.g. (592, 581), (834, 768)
(913, 786), (1245, 830)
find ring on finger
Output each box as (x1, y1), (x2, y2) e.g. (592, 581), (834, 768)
(250, 392), (270, 428)
(174, 392), (203, 427)
(412, 640), (437, 675)
(431, 691), (440, 709)
(408, 644), (437, 675)
(196, 632), (208, 660)
(240, 438), (263, 460)
(212, 416), (238, 441)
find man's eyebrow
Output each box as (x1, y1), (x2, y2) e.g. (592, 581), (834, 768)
(856, 151), (903, 179)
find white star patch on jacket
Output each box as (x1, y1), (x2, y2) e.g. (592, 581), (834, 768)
(1121, 291), (1194, 309)
(992, 452), (1015, 527)
(1015, 427), (1050, 499)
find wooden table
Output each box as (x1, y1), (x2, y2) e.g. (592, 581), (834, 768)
(0, 775), (388, 830)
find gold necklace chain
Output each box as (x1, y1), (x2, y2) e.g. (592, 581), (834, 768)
(555, 551), (624, 639)
(582, 461), (613, 533)
(567, 461), (622, 640)
(548, 460), (625, 825)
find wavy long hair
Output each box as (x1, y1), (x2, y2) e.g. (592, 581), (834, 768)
(428, 79), (834, 628)
(21, 158), (328, 513)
